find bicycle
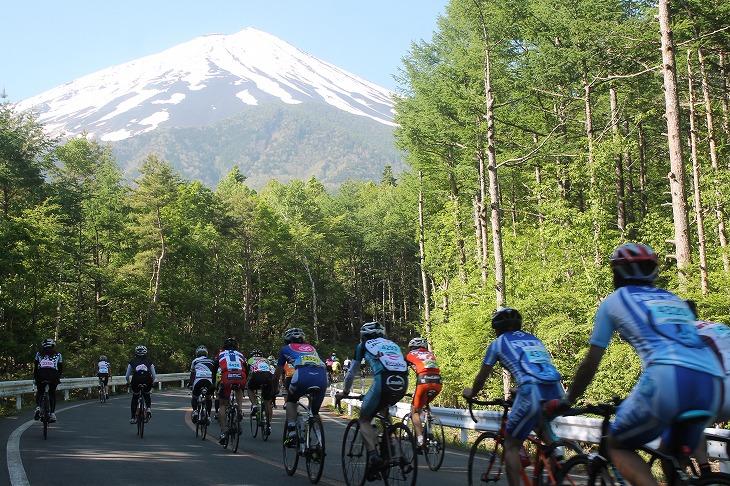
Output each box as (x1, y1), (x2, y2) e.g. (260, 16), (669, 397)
(465, 396), (584, 486)
(98, 377), (107, 404)
(249, 389), (271, 441)
(337, 393), (417, 486)
(221, 383), (242, 453)
(402, 392), (445, 471)
(194, 386), (211, 440)
(38, 381), (53, 440)
(133, 383), (150, 438)
(554, 398), (730, 485)
(283, 385), (326, 484)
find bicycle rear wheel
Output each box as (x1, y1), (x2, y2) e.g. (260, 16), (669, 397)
(262, 405), (271, 441)
(306, 415), (326, 483)
(200, 407), (209, 440)
(283, 419), (300, 475)
(423, 415), (445, 471)
(41, 394), (50, 440)
(229, 408), (240, 453)
(341, 419), (367, 486)
(383, 422), (417, 486)
(250, 406), (259, 438)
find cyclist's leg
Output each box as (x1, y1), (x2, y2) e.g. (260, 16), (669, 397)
(358, 373), (384, 455)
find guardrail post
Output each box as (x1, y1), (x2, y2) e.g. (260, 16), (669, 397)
(16, 394), (22, 410)
(64, 390), (69, 401)
(461, 428), (468, 444)
(158, 382), (162, 391)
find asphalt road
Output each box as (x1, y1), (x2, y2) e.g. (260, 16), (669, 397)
(1, 388), (478, 486)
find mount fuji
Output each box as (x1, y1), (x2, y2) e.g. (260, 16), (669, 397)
(15, 28), (403, 190)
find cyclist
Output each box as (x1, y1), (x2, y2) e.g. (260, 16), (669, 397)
(189, 345), (215, 425)
(214, 337), (247, 445)
(325, 355), (334, 383)
(271, 328), (327, 447)
(33, 338), (63, 422)
(125, 345), (156, 424)
(685, 300), (730, 475)
(331, 356), (342, 382)
(545, 243), (723, 486)
(336, 321), (409, 472)
(463, 308), (564, 486)
(97, 355), (111, 400)
(246, 348), (274, 434)
(406, 336), (442, 449)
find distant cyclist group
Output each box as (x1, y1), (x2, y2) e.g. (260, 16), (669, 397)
(28, 241), (730, 485)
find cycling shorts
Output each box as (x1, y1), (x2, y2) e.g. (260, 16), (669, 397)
(219, 370), (246, 399)
(361, 371), (409, 418)
(130, 376), (153, 394)
(248, 371), (274, 400)
(507, 381), (563, 441)
(97, 373), (110, 386)
(412, 373), (442, 409)
(611, 364), (720, 451)
(288, 366), (328, 414)
(192, 379), (214, 397)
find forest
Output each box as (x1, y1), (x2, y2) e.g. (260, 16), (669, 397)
(1, 0), (729, 409)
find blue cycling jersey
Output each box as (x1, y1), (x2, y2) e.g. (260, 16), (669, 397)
(483, 330), (561, 385)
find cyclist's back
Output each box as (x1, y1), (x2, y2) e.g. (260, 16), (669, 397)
(34, 339), (63, 422)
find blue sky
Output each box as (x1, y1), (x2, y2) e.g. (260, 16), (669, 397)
(2, 1), (447, 103)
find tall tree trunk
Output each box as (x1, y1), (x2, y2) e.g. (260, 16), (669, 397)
(610, 86), (627, 233)
(720, 52), (730, 169)
(584, 67), (600, 266)
(638, 122), (649, 217)
(476, 146), (489, 283)
(418, 172), (431, 335)
(301, 254), (319, 343)
(687, 51), (709, 295)
(659, 0), (692, 280)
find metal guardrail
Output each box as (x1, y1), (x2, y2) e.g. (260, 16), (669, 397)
(0, 373), (188, 410)
(335, 392), (730, 463)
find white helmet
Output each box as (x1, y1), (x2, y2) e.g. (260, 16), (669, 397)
(408, 337), (428, 349)
(135, 345), (147, 356)
(360, 321), (385, 341)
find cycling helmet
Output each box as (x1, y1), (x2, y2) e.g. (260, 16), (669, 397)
(250, 349), (263, 357)
(284, 328), (306, 344)
(41, 338), (56, 349)
(223, 337), (238, 350)
(195, 345), (208, 357)
(491, 308), (522, 335)
(408, 337), (428, 349)
(360, 321), (385, 341)
(135, 345), (147, 356)
(609, 243), (659, 283)
(268, 355), (275, 362)
(99, 355), (107, 361)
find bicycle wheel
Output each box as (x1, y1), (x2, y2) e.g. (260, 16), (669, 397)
(693, 472), (730, 485)
(41, 394), (49, 440)
(534, 438), (584, 485)
(137, 400), (146, 438)
(200, 407), (209, 440)
(262, 404), (271, 442)
(423, 414), (445, 471)
(468, 431), (505, 486)
(283, 418), (300, 476)
(306, 415), (326, 483)
(383, 422), (417, 486)
(554, 454), (616, 486)
(230, 408), (241, 453)
(341, 419), (367, 486)
(99, 386), (105, 403)
(250, 405), (259, 438)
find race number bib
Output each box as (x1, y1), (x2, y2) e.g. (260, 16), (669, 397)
(646, 299), (703, 347)
(522, 346), (551, 364)
(365, 338), (407, 372)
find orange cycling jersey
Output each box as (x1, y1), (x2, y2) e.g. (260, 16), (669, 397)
(406, 348), (440, 375)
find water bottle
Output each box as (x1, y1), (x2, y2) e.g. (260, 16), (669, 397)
(297, 415), (307, 445)
(519, 445), (531, 467)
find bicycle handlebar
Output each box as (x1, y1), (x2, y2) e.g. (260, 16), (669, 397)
(562, 396), (623, 418)
(334, 393), (364, 413)
(463, 396), (513, 423)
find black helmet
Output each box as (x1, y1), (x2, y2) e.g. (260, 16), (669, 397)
(135, 345), (148, 356)
(195, 345), (208, 357)
(284, 328), (306, 344)
(42, 338), (56, 349)
(250, 349), (263, 357)
(609, 243), (659, 283)
(223, 337), (238, 350)
(491, 308), (522, 335)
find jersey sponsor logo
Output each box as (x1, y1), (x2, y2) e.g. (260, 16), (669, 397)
(291, 343), (315, 353)
(39, 358), (56, 369)
(135, 364), (149, 372)
(385, 374), (406, 392)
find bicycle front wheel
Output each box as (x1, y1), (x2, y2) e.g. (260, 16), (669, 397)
(384, 422), (417, 486)
(534, 438), (584, 486)
(341, 419), (367, 486)
(554, 454), (616, 486)
(468, 431), (504, 486)
(423, 415), (445, 471)
(306, 415), (326, 484)
(283, 420), (300, 475)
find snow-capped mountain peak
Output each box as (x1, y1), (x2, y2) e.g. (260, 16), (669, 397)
(16, 28), (396, 141)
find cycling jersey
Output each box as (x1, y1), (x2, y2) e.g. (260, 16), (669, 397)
(215, 349), (247, 399)
(592, 286), (723, 375)
(343, 338), (409, 418)
(190, 355), (216, 392)
(97, 360), (111, 386)
(694, 320), (730, 421)
(34, 350), (63, 413)
(126, 355), (156, 392)
(276, 343), (327, 412)
(483, 330), (561, 385)
(247, 357), (274, 399)
(247, 356), (273, 374)
(406, 347), (442, 409)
